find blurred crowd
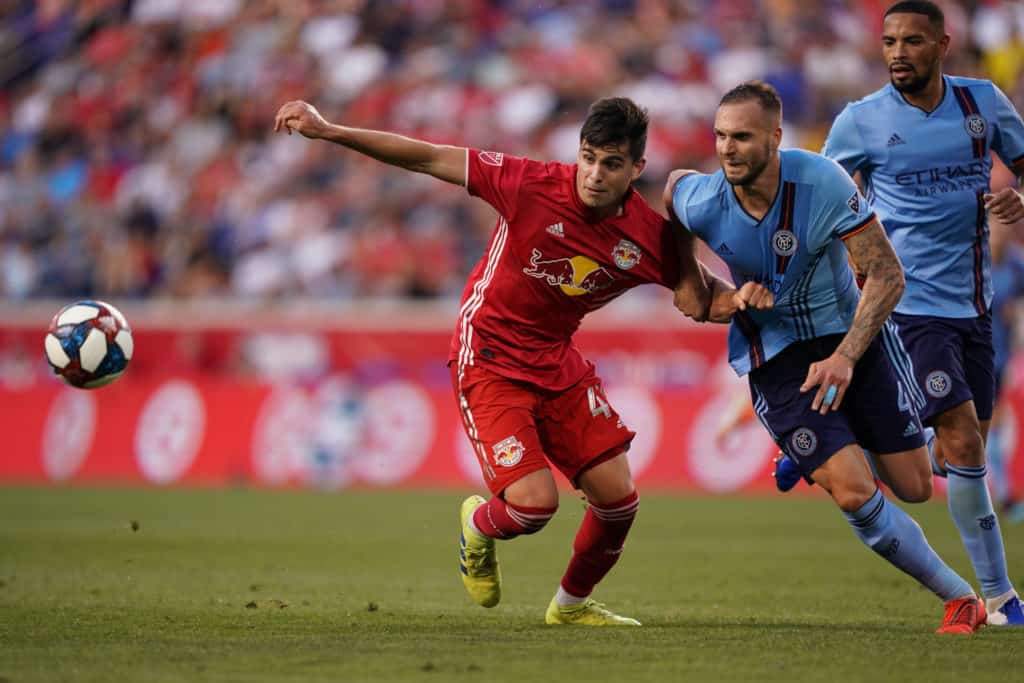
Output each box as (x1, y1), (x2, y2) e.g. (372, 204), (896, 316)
(2, 0), (1024, 301)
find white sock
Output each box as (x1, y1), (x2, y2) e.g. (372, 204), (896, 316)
(555, 586), (587, 607)
(985, 588), (1018, 613)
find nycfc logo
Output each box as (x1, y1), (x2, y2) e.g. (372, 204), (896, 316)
(772, 230), (797, 257)
(880, 538), (901, 558)
(979, 514), (996, 531)
(925, 370), (952, 398)
(612, 239), (641, 270)
(491, 435), (525, 467)
(964, 114), (987, 139)
(790, 427), (818, 457)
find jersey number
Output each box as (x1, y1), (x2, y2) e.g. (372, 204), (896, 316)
(587, 385), (612, 419)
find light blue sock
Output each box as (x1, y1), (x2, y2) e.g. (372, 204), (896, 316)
(924, 427), (945, 478)
(985, 427), (1009, 507)
(946, 464), (1012, 598)
(845, 488), (973, 601)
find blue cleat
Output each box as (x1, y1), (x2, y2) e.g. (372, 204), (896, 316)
(987, 593), (1024, 626)
(773, 452), (803, 493)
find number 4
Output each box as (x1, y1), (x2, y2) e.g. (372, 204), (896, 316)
(587, 385), (612, 419)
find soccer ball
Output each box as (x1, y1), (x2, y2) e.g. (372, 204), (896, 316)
(44, 300), (133, 389)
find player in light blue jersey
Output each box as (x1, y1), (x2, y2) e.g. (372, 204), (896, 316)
(669, 81), (985, 633)
(823, 0), (1024, 626)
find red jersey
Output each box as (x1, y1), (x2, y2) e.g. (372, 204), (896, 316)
(448, 149), (681, 391)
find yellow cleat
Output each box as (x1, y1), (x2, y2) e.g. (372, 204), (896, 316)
(544, 597), (641, 626)
(459, 495), (501, 608)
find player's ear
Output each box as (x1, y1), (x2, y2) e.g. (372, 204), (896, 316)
(939, 32), (950, 57)
(631, 157), (646, 182)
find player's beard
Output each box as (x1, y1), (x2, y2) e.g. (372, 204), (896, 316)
(889, 60), (935, 95)
(722, 143), (770, 187)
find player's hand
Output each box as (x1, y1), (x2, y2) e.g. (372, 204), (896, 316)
(732, 282), (774, 313)
(984, 188), (1024, 224)
(800, 352), (854, 414)
(273, 100), (330, 139)
(673, 279), (711, 321)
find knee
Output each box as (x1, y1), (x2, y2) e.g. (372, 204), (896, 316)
(939, 429), (985, 468)
(891, 475), (933, 504)
(831, 479), (879, 513)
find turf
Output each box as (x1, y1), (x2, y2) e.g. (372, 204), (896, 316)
(1, 487), (1022, 683)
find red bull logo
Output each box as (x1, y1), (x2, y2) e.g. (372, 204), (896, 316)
(612, 239), (641, 270)
(491, 435), (525, 467)
(523, 249), (617, 296)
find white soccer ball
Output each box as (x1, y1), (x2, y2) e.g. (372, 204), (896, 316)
(44, 300), (133, 389)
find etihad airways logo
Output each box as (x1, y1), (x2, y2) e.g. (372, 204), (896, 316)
(523, 248), (617, 295)
(895, 161), (986, 186)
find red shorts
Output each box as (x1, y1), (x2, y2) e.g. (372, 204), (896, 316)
(451, 363), (635, 495)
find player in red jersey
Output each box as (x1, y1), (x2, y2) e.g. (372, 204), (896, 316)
(274, 97), (702, 625)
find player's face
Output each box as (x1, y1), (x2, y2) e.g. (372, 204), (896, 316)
(882, 13), (949, 94)
(714, 102), (780, 186)
(575, 142), (645, 212)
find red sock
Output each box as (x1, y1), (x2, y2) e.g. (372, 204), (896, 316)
(472, 497), (557, 539)
(560, 491), (639, 598)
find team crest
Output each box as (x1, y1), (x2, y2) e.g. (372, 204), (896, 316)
(790, 427), (818, 457)
(925, 370), (952, 398)
(491, 436), (525, 467)
(964, 114), (987, 139)
(772, 230), (797, 257)
(478, 150), (504, 167)
(612, 239), (641, 270)
(847, 192), (860, 214)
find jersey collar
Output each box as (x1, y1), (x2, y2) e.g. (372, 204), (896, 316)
(889, 74), (950, 117)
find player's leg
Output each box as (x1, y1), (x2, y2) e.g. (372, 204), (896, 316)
(539, 375), (640, 626)
(811, 444), (984, 633)
(937, 313), (1022, 624)
(452, 365), (559, 608)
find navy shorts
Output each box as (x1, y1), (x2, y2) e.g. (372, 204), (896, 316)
(748, 324), (926, 477)
(890, 312), (995, 423)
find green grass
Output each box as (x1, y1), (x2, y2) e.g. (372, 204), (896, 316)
(1, 487), (1022, 683)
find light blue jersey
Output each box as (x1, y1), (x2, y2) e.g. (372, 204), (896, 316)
(823, 75), (1024, 318)
(672, 149), (875, 376)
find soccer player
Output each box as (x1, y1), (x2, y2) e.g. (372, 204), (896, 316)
(822, 0), (1024, 625)
(669, 81), (986, 633)
(274, 97), (695, 625)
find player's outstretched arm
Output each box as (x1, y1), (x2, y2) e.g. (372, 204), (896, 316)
(664, 170), (712, 321)
(273, 100), (467, 186)
(801, 220), (903, 414)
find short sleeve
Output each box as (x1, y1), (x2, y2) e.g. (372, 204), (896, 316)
(466, 149), (533, 221)
(822, 106), (869, 176)
(808, 158), (876, 250)
(670, 173), (704, 235)
(991, 85), (1024, 169)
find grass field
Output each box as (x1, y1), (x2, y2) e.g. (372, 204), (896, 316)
(1, 487), (1023, 683)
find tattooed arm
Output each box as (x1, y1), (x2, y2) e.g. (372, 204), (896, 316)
(800, 220), (904, 413)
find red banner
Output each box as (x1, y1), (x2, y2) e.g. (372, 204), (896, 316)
(3, 322), (1024, 496)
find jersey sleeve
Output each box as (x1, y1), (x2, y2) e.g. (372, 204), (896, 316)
(822, 106), (869, 176)
(669, 173), (705, 235)
(990, 85), (1024, 169)
(808, 158), (876, 250)
(465, 149), (534, 221)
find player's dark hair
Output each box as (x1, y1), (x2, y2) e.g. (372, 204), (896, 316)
(580, 97), (648, 162)
(884, 1), (945, 34)
(719, 80), (783, 120)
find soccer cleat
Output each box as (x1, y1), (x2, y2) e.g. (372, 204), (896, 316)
(773, 452), (802, 493)
(459, 495), (501, 608)
(936, 596), (986, 634)
(544, 597), (641, 626)
(986, 593), (1024, 626)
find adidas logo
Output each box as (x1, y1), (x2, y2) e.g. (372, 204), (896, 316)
(546, 222), (564, 238)
(887, 133), (906, 147)
(715, 242), (734, 256)
(903, 421), (920, 437)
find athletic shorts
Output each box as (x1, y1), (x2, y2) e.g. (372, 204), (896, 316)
(748, 324), (926, 478)
(890, 312), (995, 422)
(451, 363), (635, 496)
